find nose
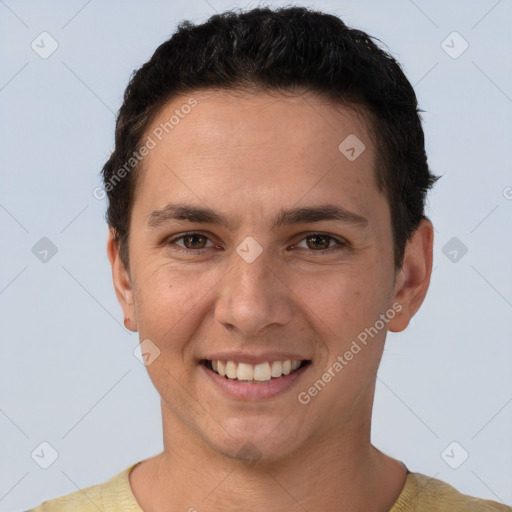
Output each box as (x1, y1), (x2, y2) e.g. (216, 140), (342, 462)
(214, 243), (294, 337)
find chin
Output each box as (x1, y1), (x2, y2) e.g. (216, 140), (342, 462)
(207, 418), (306, 466)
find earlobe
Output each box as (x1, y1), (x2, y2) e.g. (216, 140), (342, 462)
(388, 218), (434, 333)
(106, 229), (138, 332)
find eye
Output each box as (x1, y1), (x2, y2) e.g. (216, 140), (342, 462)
(291, 233), (347, 254)
(166, 231), (347, 255)
(167, 232), (216, 253)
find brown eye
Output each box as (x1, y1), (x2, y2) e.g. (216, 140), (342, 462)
(167, 232), (215, 253)
(182, 234), (208, 249)
(293, 233), (347, 254)
(305, 234), (332, 250)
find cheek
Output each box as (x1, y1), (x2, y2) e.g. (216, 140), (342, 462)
(299, 264), (388, 331)
(132, 261), (215, 344)
(299, 267), (392, 383)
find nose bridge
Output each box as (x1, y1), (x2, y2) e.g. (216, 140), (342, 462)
(215, 236), (293, 335)
(232, 236), (273, 289)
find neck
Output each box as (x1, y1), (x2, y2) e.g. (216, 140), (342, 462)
(130, 402), (406, 512)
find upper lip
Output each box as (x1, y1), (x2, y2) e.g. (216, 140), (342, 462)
(202, 351), (311, 365)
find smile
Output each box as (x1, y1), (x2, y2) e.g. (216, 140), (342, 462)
(200, 353), (312, 399)
(203, 359), (309, 383)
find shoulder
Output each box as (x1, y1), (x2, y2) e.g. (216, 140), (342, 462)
(26, 464), (142, 512)
(391, 472), (512, 512)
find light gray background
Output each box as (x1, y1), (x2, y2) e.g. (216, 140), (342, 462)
(1, 0), (511, 510)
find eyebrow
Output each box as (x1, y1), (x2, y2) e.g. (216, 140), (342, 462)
(146, 202), (368, 231)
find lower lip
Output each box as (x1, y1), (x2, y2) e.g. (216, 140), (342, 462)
(200, 362), (310, 400)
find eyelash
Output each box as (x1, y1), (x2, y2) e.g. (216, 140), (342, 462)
(166, 232), (348, 255)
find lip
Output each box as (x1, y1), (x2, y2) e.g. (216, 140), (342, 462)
(202, 352), (310, 365)
(199, 360), (311, 400)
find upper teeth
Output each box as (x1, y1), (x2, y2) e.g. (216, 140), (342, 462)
(211, 360), (302, 381)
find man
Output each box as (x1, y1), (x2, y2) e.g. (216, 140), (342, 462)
(29, 5), (510, 511)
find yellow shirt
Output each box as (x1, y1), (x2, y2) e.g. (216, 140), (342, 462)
(28, 464), (511, 511)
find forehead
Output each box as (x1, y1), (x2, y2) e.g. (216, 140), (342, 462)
(146, 89), (374, 156)
(133, 89), (382, 226)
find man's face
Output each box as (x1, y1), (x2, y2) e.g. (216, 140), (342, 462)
(112, 90), (408, 462)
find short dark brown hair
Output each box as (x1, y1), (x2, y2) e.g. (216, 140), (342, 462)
(102, 5), (438, 269)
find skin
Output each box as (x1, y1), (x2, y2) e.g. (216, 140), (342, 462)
(107, 89), (433, 511)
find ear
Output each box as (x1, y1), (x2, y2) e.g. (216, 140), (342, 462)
(106, 229), (137, 332)
(388, 218), (434, 332)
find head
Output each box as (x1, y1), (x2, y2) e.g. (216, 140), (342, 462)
(105, 6), (437, 464)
